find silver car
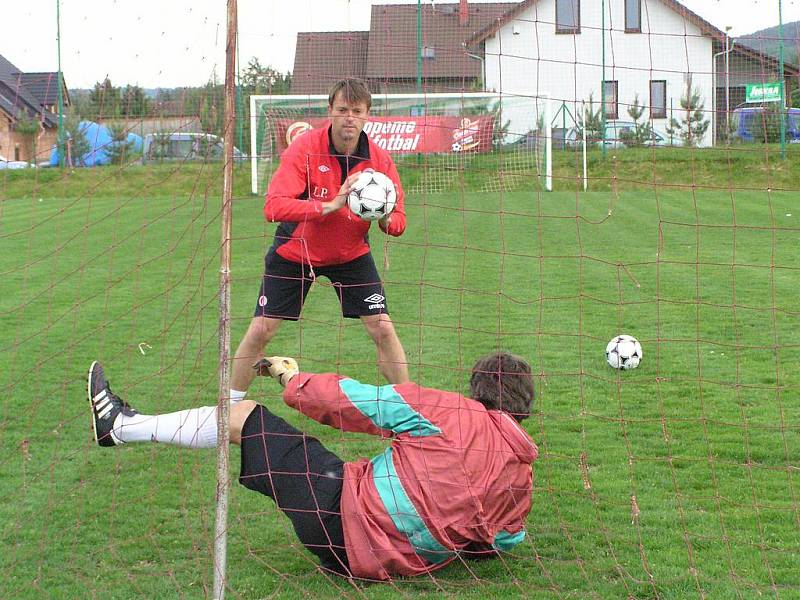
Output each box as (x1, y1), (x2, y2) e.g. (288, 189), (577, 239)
(565, 120), (674, 148)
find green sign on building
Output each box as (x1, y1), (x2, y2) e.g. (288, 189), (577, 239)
(745, 82), (784, 103)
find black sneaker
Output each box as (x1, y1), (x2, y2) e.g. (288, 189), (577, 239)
(86, 361), (138, 447)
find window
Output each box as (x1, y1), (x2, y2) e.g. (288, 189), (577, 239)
(603, 81), (618, 119)
(421, 46), (435, 60)
(556, 0), (580, 34)
(650, 80), (667, 118)
(625, 0), (641, 33)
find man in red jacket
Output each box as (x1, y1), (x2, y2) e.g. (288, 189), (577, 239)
(86, 351), (537, 580)
(230, 78), (409, 408)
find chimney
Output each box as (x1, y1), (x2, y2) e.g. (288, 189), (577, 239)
(460, 0), (468, 25)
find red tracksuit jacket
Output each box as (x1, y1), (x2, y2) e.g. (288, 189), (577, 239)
(283, 372), (538, 580)
(264, 125), (406, 266)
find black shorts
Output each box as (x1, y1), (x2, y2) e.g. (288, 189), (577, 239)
(238, 404), (350, 576)
(253, 251), (388, 320)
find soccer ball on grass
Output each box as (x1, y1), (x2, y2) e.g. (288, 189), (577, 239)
(347, 169), (397, 221)
(605, 334), (643, 370)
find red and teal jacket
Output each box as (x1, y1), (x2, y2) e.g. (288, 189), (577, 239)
(263, 125), (406, 267)
(283, 372), (538, 580)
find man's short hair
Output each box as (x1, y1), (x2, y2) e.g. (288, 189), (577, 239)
(469, 352), (535, 423)
(328, 78), (372, 110)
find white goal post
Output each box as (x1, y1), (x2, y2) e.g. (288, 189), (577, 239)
(249, 92), (552, 195)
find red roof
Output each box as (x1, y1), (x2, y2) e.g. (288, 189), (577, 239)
(365, 3), (517, 79)
(291, 31), (370, 94)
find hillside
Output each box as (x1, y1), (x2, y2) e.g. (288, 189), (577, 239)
(738, 20), (800, 65)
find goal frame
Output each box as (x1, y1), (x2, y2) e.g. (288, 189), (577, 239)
(249, 92), (553, 195)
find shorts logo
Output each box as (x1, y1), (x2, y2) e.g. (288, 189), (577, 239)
(364, 293), (385, 310)
(258, 295), (268, 307)
(318, 165), (330, 173)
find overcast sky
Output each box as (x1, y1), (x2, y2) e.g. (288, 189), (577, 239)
(4, 0), (800, 89)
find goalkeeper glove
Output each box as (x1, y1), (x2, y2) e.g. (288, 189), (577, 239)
(253, 356), (299, 387)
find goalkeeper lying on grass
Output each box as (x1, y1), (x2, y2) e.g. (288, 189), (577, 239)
(86, 352), (538, 580)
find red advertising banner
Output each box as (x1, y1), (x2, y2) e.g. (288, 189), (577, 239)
(275, 116), (494, 155)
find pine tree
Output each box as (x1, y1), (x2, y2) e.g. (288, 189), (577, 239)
(105, 122), (135, 165)
(751, 106), (787, 144)
(89, 78), (121, 119)
(577, 94), (603, 145)
(666, 87), (710, 147)
(619, 95), (652, 147)
(62, 109), (91, 167)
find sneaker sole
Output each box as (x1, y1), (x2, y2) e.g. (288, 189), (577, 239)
(87, 360), (101, 445)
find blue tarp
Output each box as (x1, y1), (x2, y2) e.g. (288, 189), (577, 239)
(50, 121), (143, 167)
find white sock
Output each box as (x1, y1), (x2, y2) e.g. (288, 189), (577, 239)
(113, 406), (218, 448)
(230, 389), (247, 404)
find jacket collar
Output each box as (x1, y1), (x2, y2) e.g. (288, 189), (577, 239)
(327, 125), (370, 160)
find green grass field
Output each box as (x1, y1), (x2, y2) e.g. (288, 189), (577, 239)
(1, 153), (798, 599)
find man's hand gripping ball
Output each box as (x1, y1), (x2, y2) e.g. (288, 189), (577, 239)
(253, 356), (299, 387)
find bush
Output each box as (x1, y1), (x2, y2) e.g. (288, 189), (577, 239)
(750, 107), (788, 144)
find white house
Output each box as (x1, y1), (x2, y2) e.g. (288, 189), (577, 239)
(466, 0), (796, 146)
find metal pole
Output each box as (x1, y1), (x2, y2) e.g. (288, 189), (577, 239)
(582, 101), (587, 191)
(417, 0), (422, 94)
(601, 0), (606, 156)
(56, 0), (64, 167)
(725, 27), (731, 140)
(213, 1), (237, 598)
(544, 95), (552, 191)
(778, 0), (786, 159)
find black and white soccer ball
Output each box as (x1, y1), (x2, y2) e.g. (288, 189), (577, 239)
(605, 334), (643, 370)
(347, 169), (397, 221)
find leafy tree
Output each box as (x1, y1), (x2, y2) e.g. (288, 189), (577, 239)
(666, 87), (710, 147)
(13, 110), (41, 162)
(105, 122), (136, 165)
(89, 77), (121, 119)
(238, 58), (292, 152)
(120, 85), (150, 117)
(66, 89), (92, 119)
(240, 58), (292, 95)
(200, 79), (224, 136)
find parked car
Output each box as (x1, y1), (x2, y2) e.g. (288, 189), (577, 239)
(0, 158), (34, 169)
(142, 132), (245, 162)
(731, 107), (800, 143)
(564, 120), (674, 149)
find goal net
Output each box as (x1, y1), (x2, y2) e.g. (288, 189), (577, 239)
(250, 92), (552, 196)
(2, 1), (798, 598)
